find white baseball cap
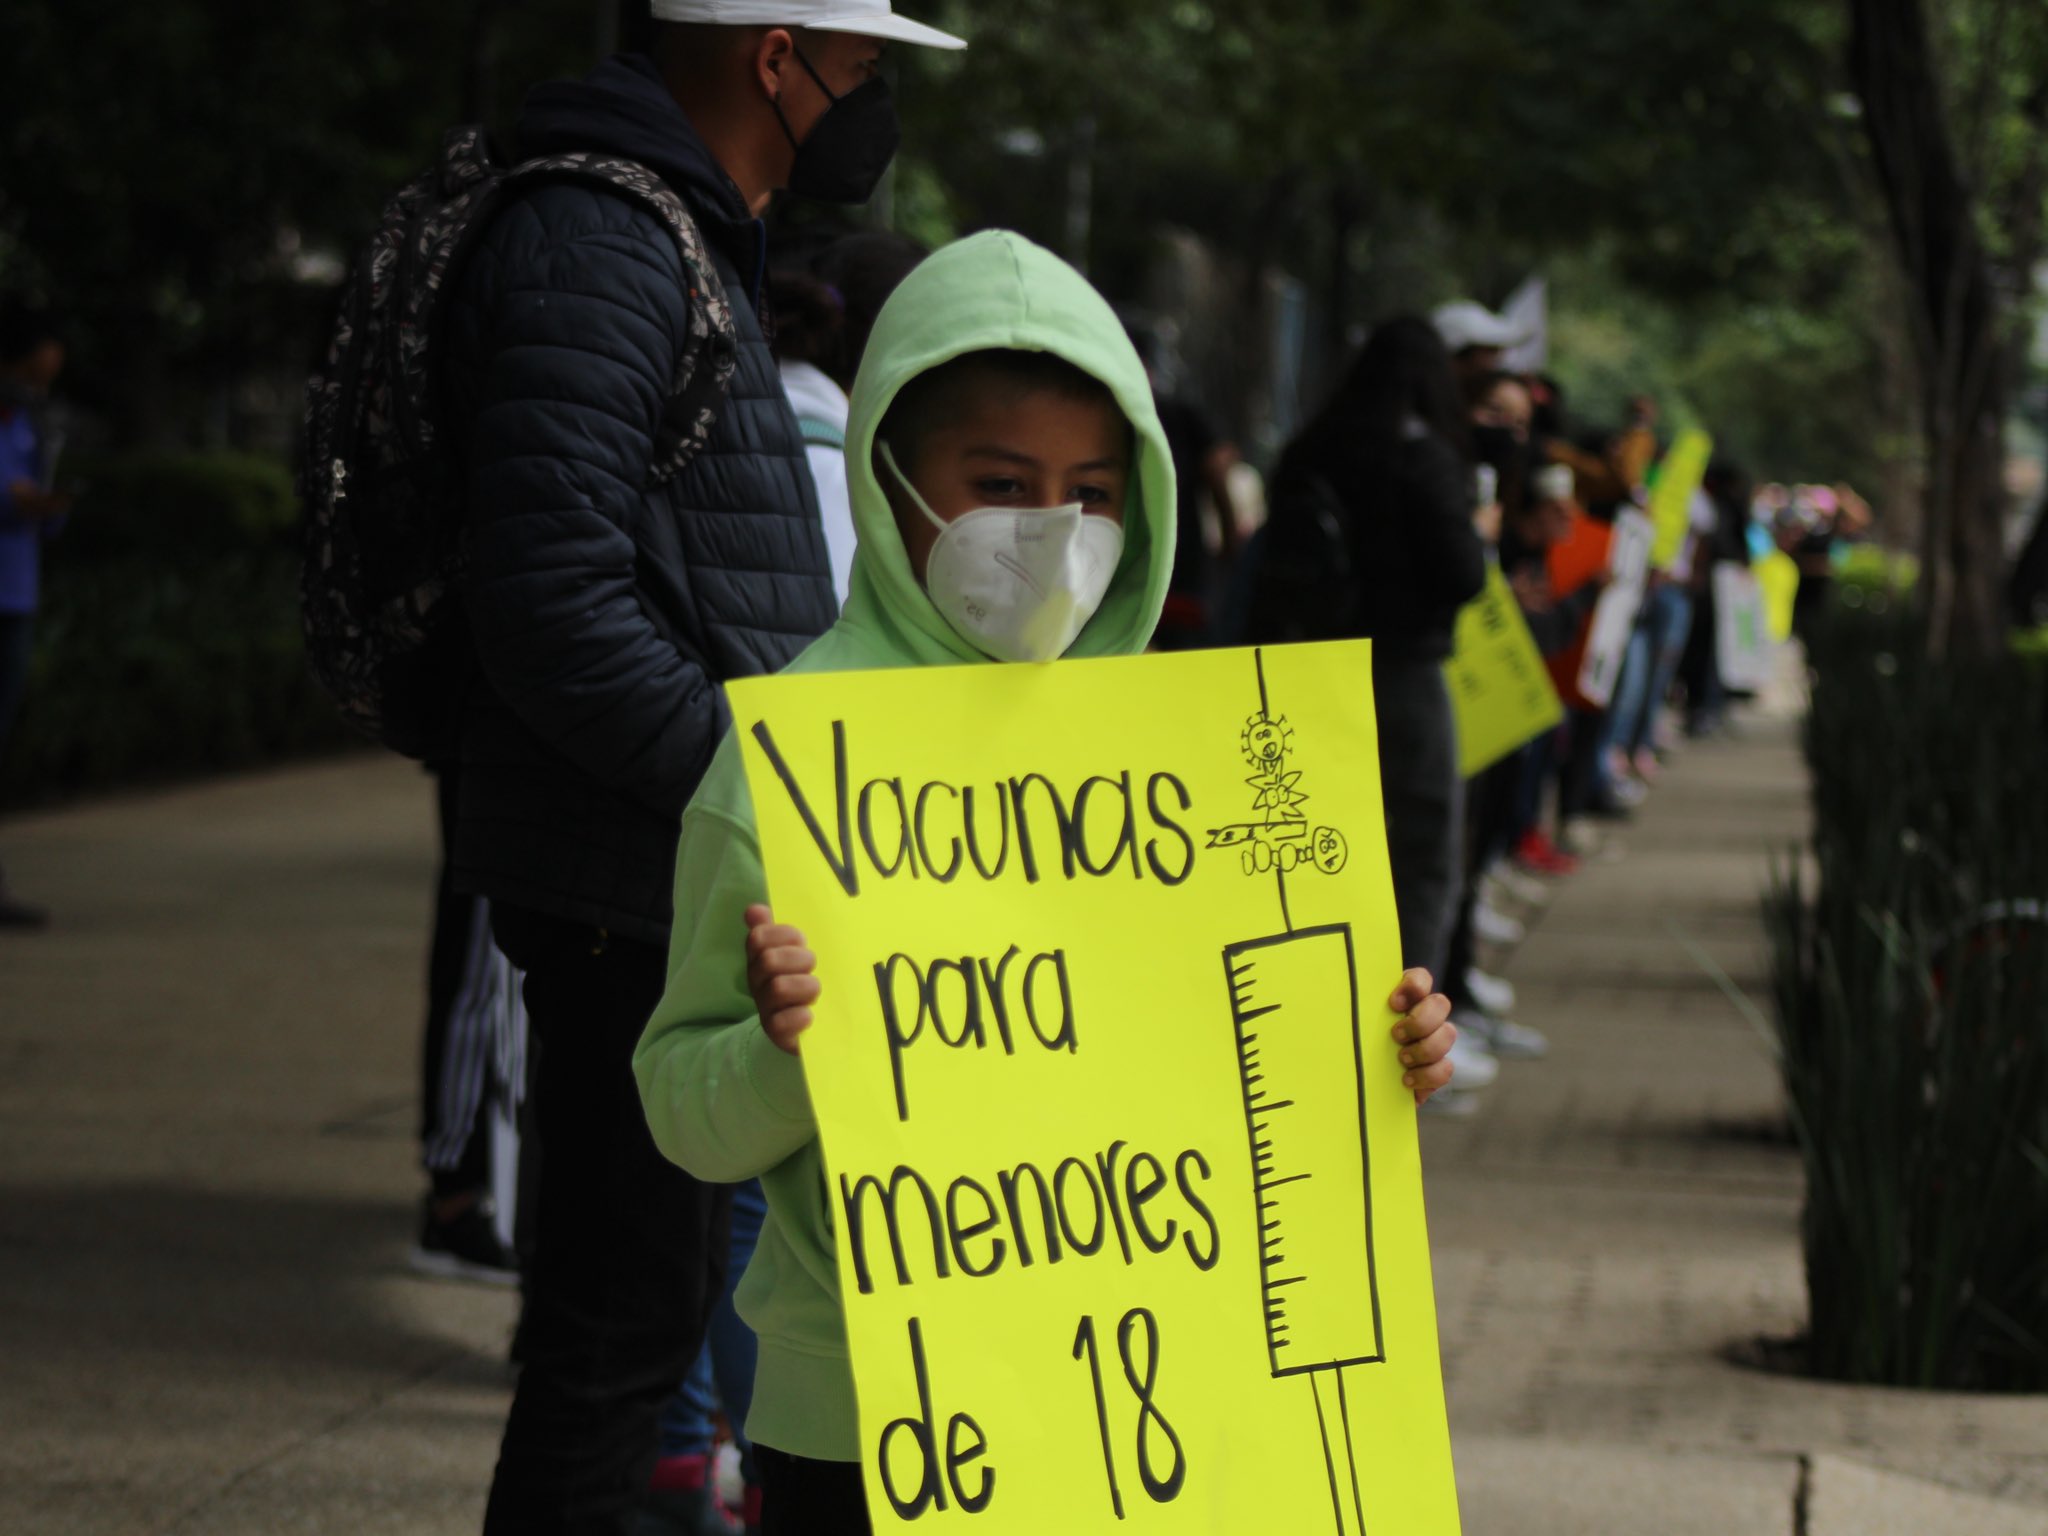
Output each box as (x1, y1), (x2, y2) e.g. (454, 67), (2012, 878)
(1432, 300), (1526, 355)
(649, 0), (967, 49)
(1532, 463), (1576, 504)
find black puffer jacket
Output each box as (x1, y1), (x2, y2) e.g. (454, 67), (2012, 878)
(445, 54), (837, 944)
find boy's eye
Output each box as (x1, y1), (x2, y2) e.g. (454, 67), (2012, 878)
(1073, 483), (1115, 507)
(975, 477), (1027, 500)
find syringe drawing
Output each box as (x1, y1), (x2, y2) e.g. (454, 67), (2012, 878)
(1216, 648), (1383, 1536)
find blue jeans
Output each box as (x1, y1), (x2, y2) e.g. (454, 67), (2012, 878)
(658, 1179), (768, 1483)
(1510, 733), (1550, 846)
(1600, 585), (1693, 770)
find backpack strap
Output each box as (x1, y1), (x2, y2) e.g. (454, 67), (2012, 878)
(491, 151), (738, 489)
(796, 413), (846, 453)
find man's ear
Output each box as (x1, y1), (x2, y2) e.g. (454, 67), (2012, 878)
(753, 27), (797, 100)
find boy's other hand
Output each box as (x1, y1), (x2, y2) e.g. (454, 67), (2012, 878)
(1388, 969), (1457, 1104)
(745, 903), (820, 1055)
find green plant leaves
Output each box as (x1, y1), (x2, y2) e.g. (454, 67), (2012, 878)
(1767, 601), (2048, 1390)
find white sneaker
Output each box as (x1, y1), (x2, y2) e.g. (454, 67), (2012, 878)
(1560, 818), (1610, 859)
(714, 1441), (747, 1510)
(1444, 1030), (1501, 1091)
(1461, 1010), (1549, 1060)
(1473, 896), (1526, 947)
(1482, 863), (1551, 909)
(1464, 966), (1517, 1016)
(1419, 1088), (1483, 1118)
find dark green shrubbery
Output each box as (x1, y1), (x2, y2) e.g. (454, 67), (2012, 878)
(0, 452), (358, 806)
(1767, 605), (2048, 1390)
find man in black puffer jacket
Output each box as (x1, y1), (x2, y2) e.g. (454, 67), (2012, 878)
(441, 7), (964, 1531)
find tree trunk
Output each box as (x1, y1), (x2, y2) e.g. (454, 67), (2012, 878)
(460, 0), (510, 125)
(1847, 0), (2010, 658)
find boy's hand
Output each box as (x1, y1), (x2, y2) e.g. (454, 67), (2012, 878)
(1388, 969), (1457, 1105)
(745, 903), (820, 1056)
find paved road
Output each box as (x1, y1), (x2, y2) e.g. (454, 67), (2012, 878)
(2, 720), (2043, 1534)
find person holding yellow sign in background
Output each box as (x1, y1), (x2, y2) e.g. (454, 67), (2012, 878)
(635, 231), (1461, 1535)
(1265, 317), (1496, 1101)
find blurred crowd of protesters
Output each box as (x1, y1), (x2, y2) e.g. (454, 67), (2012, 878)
(1174, 299), (1868, 1116)
(0, 7), (1890, 1534)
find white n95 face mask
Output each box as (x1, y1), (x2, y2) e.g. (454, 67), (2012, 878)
(879, 441), (1125, 663)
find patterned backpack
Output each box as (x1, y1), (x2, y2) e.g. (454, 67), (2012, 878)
(299, 126), (737, 760)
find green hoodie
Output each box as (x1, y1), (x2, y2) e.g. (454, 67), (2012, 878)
(634, 231), (1177, 1462)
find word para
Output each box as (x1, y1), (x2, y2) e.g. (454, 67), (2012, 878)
(874, 946), (1077, 1121)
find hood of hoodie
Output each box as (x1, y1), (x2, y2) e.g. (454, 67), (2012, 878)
(518, 53), (765, 290)
(797, 229), (1174, 673)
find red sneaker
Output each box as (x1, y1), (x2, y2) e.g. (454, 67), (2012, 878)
(1514, 829), (1581, 877)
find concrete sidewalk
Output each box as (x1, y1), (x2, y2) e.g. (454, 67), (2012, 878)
(2, 720), (2044, 1534)
(1427, 711), (2048, 1533)
(0, 758), (518, 1535)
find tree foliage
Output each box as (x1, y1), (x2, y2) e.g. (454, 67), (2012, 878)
(2, 0), (2041, 531)
(0, 0), (584, 435)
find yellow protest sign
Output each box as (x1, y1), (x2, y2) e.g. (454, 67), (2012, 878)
(729, 641), (1459, 1536)
(1443, 566), (1563, 778)
(1754, 551), (1801, 642)
(1647, 428), (1713, 569)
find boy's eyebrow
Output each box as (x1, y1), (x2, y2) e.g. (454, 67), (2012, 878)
(960, 446), (1043, 467)
(960, 446), (1129, 472)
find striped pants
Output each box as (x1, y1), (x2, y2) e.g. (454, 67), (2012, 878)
(422, 771), (528, 1204)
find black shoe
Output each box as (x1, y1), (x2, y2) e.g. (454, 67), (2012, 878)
(0, 894), (49, 930)
(409, 1192), (519, 1286)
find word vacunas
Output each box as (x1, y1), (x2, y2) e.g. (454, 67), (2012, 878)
(750, 718), (1198, 896)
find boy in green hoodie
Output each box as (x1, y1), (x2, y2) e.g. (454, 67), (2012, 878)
(635, 231), (1459, 1532)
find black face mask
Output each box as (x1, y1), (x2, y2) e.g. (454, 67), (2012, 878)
(772, 47), (900, 205)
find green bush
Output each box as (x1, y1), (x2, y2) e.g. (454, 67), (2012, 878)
(1832, 542), (1919, 599)
(1767, 604), (2048, 1390)
(58, 451), (301, 561)
(0, 451), (358, 806)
